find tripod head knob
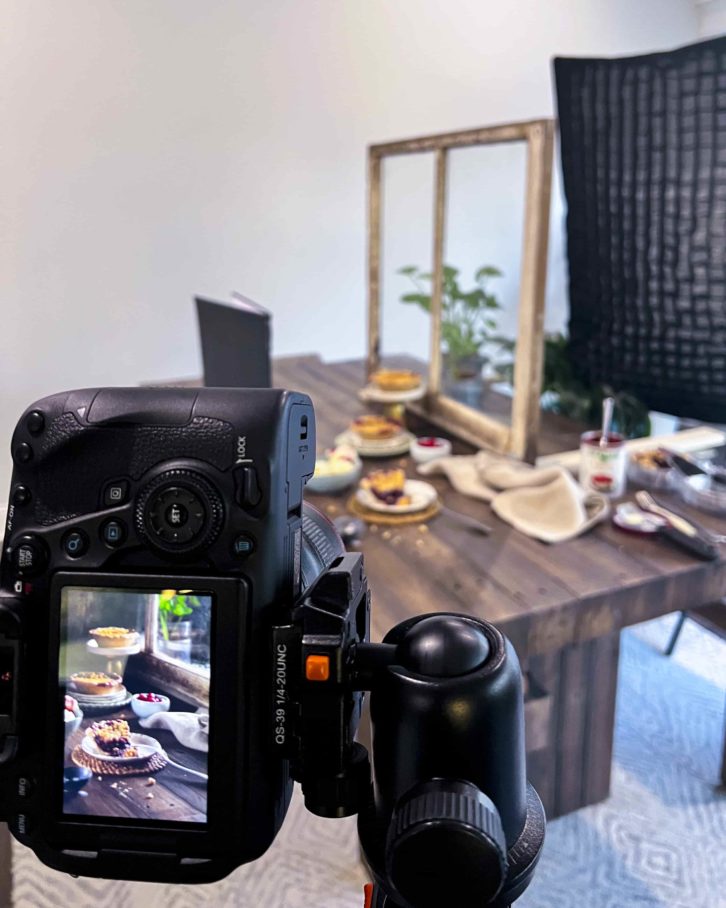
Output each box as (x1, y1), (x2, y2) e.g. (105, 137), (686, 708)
(386, 778), (506, 907)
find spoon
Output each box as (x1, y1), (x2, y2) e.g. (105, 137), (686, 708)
(600, 397), (615, 447)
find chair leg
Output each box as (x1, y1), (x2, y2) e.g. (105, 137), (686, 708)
(665, 611), (688, 656)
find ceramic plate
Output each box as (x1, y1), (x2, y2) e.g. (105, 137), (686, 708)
(82, 732), (162, 763)
(335, 430), (414, 458)
(356, 479), (438, 514)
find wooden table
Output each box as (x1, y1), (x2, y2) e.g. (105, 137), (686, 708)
(273, 355), (726, 818)
(65, 709), (207, 824)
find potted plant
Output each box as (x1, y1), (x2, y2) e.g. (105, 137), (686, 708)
(158, 590), (204, 652)
(398, 264), (514, 403)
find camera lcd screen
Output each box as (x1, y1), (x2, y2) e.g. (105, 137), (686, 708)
(59, 587), (212, 825)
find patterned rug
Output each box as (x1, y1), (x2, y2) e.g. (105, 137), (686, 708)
(12, 615), (726, 908)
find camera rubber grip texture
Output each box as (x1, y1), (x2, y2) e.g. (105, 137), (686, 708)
(386, 779), (507, 908)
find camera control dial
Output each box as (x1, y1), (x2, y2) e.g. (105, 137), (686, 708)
(135, 470), (224, 555)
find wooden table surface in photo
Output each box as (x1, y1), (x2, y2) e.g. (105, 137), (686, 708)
(65, 711), (207, 824)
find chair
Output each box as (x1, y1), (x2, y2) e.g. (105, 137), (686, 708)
(554, 36), (726, 423)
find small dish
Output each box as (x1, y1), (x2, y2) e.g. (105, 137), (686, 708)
(64, 696), (83, 740)
(130, 693), (171, 719)
(306, 445), (362, 494)
(63, 766), (92, 793)
(356, 479), (438, 515)
(627, 449), (675, 491)
(410, 436), (452, 465)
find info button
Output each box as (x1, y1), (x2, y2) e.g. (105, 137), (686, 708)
(232, 535), (255, 557)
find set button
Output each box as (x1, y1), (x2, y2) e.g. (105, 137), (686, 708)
(63, 529), (88, 559)
(101, 519), (126, 548)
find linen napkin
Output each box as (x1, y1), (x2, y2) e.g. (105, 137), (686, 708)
(139, 710), (209, 752)
(417, 452), (609, 543)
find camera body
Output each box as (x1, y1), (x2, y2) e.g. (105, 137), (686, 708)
(0, 387), (365, 883)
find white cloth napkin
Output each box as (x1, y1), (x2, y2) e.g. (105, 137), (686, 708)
(139, 710), (209, 752)
(418, 452), (610, 543)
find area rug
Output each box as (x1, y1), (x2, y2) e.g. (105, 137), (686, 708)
(11, 614), (726, 908)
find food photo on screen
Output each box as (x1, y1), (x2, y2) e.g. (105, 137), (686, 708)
(58, 587), (212, 825)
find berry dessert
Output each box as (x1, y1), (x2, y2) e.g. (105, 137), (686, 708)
(360, 469), (412, 507)
(370, 369), (422, 392)
(88, 626), (139, 648)
(351, 415), (402, 441)
(137, 693), (164, 703)
(87, 719), (138, 758)
(69, 671), (123, 696)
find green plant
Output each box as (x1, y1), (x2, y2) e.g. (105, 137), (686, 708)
(540, 333), (651, 438)
(158, 590), (204, 642)
(398, 264), (514, 379)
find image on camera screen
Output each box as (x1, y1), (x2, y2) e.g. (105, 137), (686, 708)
(59, 587), (212, 825)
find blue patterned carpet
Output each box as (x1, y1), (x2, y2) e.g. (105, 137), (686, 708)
(12, 615), (726, 907)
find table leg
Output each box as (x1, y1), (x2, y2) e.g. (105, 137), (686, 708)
(525, 631), (621, 819)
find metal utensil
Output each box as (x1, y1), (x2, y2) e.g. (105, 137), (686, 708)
(613, 502), (720, 560)
(163, 754), (208, 781)
(600, 397), (615, 447)
(439, 506), (492, 536)
(634, 491), (725, 551)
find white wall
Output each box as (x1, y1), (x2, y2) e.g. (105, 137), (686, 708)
(1, 0), (698, 493)
(698, 0), (726, 35)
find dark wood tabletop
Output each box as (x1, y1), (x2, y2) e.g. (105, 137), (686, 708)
(64, 708), (208, 824)
(266, 355), (726, 652)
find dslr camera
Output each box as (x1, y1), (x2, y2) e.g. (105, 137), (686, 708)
(0, 388), (544, 908)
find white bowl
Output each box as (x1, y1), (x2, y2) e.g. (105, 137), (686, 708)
(410, 436), (452, 464)
(306, 447), (362, 493)
(130, 693), (170, 718)
(64, 704), (84, 740)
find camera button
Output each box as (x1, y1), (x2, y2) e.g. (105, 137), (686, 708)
(11, 812), (34, 836)
(12, 485), (31, 507)
(16, 776), (35, 799)
(25, 410), (45, 435)
(9, 535), (47, 576)
(305, 654), (330, 682)
(103, 479), (130, 507)
(63, 530), (88, 559)
(101, 519), (126, 548)
(234, 465), (262, 510)
(232, 534), (255, 557)
(14, 443), (33, 464)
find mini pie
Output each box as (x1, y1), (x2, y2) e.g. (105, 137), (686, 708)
(351, 414), (402, 440)
(69, 671), (123, 696)
(370, 369), (421, 392)
(87, 719), (138, 758)
(89, 626), (139, 648)
(360, 469), (412, 507)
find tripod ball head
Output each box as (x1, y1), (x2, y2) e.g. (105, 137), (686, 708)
(358, 614), (545, 908)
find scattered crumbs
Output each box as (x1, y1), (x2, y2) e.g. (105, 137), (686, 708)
(416, 539), (425, 548)
(392, 535), (401, 546)
(110, 782), (119, 789)
(78, 791), (88, 798)
(145, 793), (154, 800)
(370, 524), (379, 533)
(96, 776), (103, 782)
(418, 524), (429, 533)
(325, 504), (339, 515)
(381, 530), (392, 541)
(146, 778), (156, 786)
